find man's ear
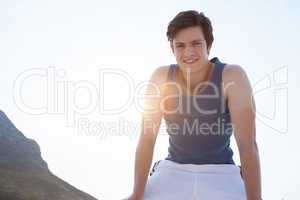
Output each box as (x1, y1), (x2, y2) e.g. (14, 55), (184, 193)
(207, 44), (212, 54)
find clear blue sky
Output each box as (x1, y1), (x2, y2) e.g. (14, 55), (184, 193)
(0, 0), (299, 199)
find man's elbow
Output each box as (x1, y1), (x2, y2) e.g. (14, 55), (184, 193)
(238, 141), (259, 156)
(137, 129), (157, 148)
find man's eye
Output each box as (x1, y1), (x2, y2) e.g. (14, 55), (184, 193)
(194, 42), (202, 46)
(176, 45), (184, 48)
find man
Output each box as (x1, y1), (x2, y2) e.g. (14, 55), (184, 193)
(126, 10), (262, 200)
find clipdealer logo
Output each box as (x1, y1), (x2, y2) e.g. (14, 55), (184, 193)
(13, 65), (288, 138)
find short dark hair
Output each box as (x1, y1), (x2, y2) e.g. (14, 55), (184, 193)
(166, 10), (214, 50)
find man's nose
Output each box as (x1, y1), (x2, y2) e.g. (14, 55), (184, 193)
(183, 46), (194, 57)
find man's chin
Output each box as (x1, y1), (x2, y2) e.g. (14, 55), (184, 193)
(180, 61), (208, 72)
(180, 64), (198, 72)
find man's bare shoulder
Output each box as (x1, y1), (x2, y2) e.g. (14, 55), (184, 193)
(149, 65), (171, 85)
(222, 64), (251, 99)
(223, 64), (247, 81)
(222, 64), (248, 84)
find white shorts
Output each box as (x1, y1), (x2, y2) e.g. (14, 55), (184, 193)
(143, 160), (246, 200)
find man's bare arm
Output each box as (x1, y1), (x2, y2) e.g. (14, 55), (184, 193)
(129, 66), (169, 200)
(224, 65), (262, 200)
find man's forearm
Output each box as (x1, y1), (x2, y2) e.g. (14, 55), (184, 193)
(132, 140), (155, 199)
(240, 145), (262, 200)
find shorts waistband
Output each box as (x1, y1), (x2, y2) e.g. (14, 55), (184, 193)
(157, 160), (240, 174)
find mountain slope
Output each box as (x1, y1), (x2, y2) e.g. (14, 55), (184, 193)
(0, 111), (97, 200)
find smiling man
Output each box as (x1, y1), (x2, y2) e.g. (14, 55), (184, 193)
(126, 10), (262, 200)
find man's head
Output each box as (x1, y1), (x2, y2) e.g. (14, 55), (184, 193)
(167, 10), (214, 53)
(167, 10), (214, 72)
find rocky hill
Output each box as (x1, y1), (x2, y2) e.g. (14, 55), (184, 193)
(0, 111), (98, 200)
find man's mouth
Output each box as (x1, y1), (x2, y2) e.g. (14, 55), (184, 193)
(183, 59), (198, 64)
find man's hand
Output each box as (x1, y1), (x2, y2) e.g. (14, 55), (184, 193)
(122, 193), (142, 200)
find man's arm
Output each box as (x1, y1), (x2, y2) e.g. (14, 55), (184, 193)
(223, 65), (262, 200)
(129, 66), (169, 200)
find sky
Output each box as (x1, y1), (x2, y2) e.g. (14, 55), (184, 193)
(0, 0), (299, 199)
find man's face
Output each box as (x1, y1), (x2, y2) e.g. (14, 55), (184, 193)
(171, 26), (211, 73)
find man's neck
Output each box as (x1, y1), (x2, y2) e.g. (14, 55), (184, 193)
(178, 61), (213, 94)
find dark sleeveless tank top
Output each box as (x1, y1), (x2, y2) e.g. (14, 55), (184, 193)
(163, 57), (235, 164)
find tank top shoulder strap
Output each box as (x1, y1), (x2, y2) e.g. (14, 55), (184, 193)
(166, 64), (177, 82)
(210, 57), (225, 84)
(210, 57), (228, 114)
